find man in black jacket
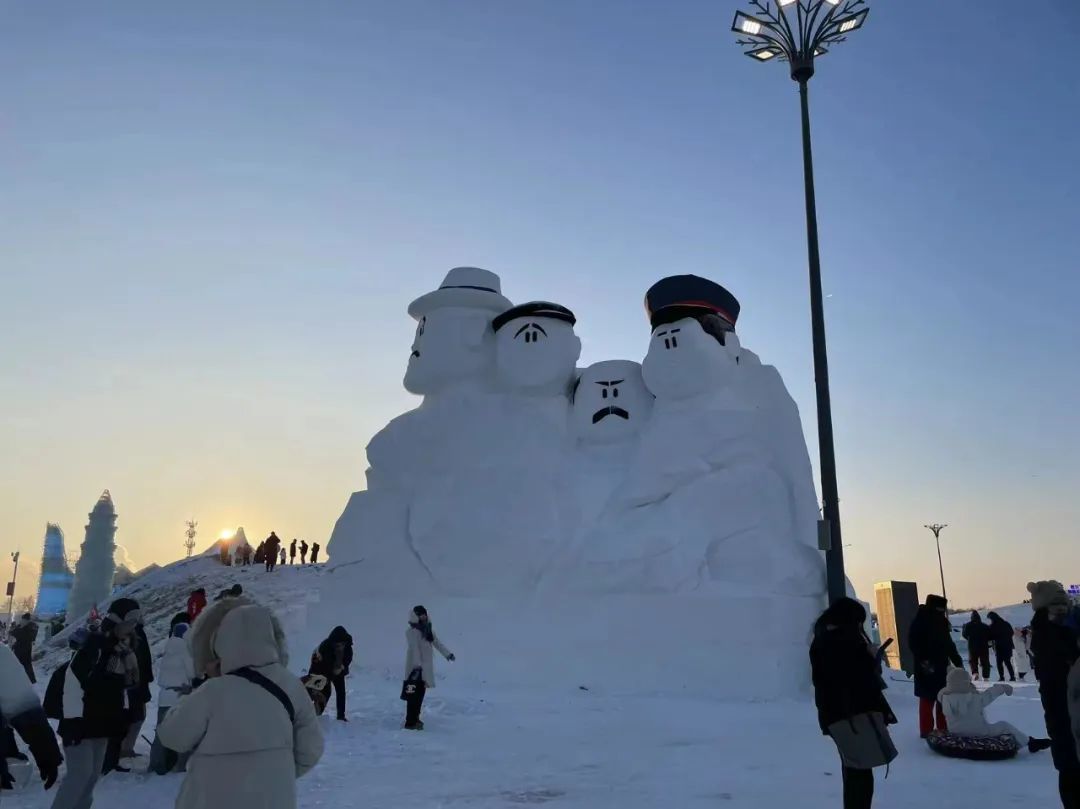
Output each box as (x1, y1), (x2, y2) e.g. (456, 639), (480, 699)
(311, 626), (353, 721)
(11, 613), (38, 684)
(908, 594), (962, 738)
(1027, 581), (1080, 809)
(988, 611), (1017, 682)
(962, 611), (991, 680)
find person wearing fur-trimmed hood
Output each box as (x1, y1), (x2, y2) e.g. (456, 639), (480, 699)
(158, 597), (323, 809)
(938, 667), (1050, 753)
(403, 606), (456, 730)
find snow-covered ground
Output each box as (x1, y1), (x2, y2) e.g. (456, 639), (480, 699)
(5, 561), (1061, 807)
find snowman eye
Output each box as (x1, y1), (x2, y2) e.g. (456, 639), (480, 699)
(602, 389), (608, 399)
(612, 387), (619, 398)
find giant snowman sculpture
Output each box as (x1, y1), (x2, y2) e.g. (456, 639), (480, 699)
(322, 268), (826, 699)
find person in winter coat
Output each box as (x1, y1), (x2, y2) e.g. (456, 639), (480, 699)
(987, 611), (1017, 682)
(187, 589), (207, 624)
(403, 606), (455, 730)
(289, 539), (297, 565)
(254, 542), (265, 565)
(311, 543), (320, 565)
(10, 613), (39, 684)
(907, 594), (962, 738)
(149, 614), (195, 776)
(280, 548), (287, 567)
(52, 604), (141, 807)
(962, 611), (991, 680)
(299, 541), (309, 565)
(264, 532), (282, 573)
(113, 600), (154, 764)
(310, 627), (353, 721)
(1015, 627), (1033, 681)
(810, 597), (896, 809)
(938, 667), (1050, 752)
(157, 599), (324, 809)
(0, 644), (61, 795)
(1027, 581), (1080, 809)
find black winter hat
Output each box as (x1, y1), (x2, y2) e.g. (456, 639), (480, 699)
(170, 612), (190, 630)
(925, 594), (948, 611)
(412, 605), (428, 618)
(105, 597), (142, 628)
(492, 301), (576, 333)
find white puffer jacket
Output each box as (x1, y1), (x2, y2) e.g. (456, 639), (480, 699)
(157, 635), (195, 709)
(939, 683), (1011, 738)
(158, 604), (324, 809)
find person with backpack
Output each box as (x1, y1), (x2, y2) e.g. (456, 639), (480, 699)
(962, 611), (991, 681)
(987, 611), (1017, 682)
(149, 614), (195, 775)
(299, 541), (309, 565)
(1027, 581), (1080, 809)
(157, 598), (324, 809)
(10, 613), (39, 684)
(0, 643), (61, 796)
(187, 589), (207, 624)
(309, 627), (353, 721)
(310, 543), (321, 565)
(50, 604), (140, 807)
(402, 606), (456, 731)
(810, 597), (896, 809)
(908, 594), (962, 738)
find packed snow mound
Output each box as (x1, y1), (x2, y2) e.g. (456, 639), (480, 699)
(39, 555), (323, 677)
(324, 269), (827, 698)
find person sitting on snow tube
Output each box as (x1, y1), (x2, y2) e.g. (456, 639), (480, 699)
(930, 668), (1051, 759)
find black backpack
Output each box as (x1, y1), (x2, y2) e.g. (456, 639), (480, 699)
(43, 662), (69, 721)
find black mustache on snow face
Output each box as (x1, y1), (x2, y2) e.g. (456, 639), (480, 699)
(592, 406), (630, 424)
(410, 350), (420, 358)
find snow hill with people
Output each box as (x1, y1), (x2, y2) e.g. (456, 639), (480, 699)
(2, 555), (1071, 808)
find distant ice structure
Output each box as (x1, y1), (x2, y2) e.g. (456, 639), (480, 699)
(203, 526), (254, 560)
(325, 270), (827, 698)
(35, 523), (74, 618)
(67, 490), (118, 621)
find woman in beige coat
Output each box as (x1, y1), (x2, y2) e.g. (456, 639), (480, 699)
(403, 605), (455, 730)
(158, 599), (324, 809)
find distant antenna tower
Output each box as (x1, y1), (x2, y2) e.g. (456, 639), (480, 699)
(184, 520), (198, 558)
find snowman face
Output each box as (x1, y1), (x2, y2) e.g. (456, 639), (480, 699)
(572, 360), (654, 443)
(403, 306), (495, 395)
(641, 317), (738, 400)
(495, 317), (581, 395)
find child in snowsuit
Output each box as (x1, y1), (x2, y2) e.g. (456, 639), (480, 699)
(938, 668), (1050, 753)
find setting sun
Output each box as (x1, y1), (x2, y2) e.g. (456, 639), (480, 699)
(219, 529), (235, 540)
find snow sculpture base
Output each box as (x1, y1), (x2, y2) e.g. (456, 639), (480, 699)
(313, 568), (821, 701)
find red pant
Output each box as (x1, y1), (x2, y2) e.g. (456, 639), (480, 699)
(919, 698), (947, 736)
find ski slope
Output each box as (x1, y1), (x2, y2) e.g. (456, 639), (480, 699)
(4, 561), (1062, 808)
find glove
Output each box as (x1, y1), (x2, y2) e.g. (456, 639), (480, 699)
(447, 654), (456, 662)
(40, 760), (59, 790)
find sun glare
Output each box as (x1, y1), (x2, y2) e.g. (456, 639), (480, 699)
(219, 529), (235, 540)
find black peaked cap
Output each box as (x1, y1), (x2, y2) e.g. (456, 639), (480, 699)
(493, 301), (577, 332)
(645, 275), (740, 329)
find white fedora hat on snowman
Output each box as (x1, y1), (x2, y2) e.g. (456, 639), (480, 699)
(408, 267), (513, 320)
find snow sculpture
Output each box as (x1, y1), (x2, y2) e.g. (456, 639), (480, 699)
(494, 302), (580, 395)
(403, 267), (511, 396)
(67, 490), (118, 621)
(572, 360), (653, 445)
(323, 270), (826, 699)
(35, 523), (74, 618)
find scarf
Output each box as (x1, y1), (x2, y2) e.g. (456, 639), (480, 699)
(106, 635), (141, 689)
(410, 620), (434, 643)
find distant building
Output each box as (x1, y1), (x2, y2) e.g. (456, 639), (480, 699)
(35, 523), (74, 618)
(67, 490), (119, 621)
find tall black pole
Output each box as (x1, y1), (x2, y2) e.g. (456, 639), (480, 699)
(797, 78), (846, 604)
(935, 535), (947, 602)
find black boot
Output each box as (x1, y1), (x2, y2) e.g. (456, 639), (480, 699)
(1028, 738), (1052, 753)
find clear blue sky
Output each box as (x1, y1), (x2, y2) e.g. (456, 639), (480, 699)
(2, 1), (1077, 608)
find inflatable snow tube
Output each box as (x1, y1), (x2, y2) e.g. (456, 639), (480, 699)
(926, 731), (1020, 761)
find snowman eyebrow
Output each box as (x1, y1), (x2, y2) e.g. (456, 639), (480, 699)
(594, 380), (625, 386)
(514, 322), (548, 338)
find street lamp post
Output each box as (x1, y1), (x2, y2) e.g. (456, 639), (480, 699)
(730, 0), (869, 604)
(925, 524), (948, 601)
(5, 551), (20, 638)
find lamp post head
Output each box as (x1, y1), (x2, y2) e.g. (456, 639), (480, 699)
(731, 0), (868, 82)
